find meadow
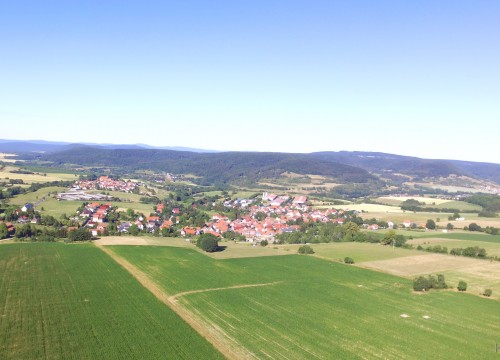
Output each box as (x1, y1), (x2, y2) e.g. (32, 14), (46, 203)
(110, 246), (500, 359)
(0, 243), (222, 360)
(0, 165), (78, 184)
(7, 186), (67, 206)
(279, 242), (424, 262)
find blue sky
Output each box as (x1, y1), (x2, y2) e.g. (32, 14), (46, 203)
(1, 1), (499, 163)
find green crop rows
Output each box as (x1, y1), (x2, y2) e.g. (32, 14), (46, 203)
(0, 243), (222, 360)
(113, 246), (500, 360)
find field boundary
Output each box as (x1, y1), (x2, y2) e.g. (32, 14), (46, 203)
(97, 244), (256, 360)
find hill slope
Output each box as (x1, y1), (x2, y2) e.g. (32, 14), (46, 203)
(34, 146), (374, 185)
(311, 151), (500, 184)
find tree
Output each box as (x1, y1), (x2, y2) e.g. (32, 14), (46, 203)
(483, 289), (492, 297)
(254, 211), (266, 221)
(381, 230), (397, 245)
(298, 245), (314, 254)
(0, 222), (8, 239)
(129, 224), (139, 236)
(343, 222), (359, 241)
(446, 223), (454, 231)
(196, 233), (219, 252)
(426, 219), (436, 230)
(413, 276), (430, 291)
(468, 223), (482, 232)
(457, 280), (467, 292)
(67, 228), (92, 242)
(344, 257), (354, 264)
(260, 240), (268, 247)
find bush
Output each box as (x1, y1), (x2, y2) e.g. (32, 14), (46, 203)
(483, 289), (492, 297)
(344, 257), (354, 264)
(457, 280), (467, 292)
(67, 228), (92, 242)
(413, 276), (430, 292)
(413, 274), (447, 291)
(260, 240), (268, 247)
(298, 245), (314, 254)
(196, 233), (219, 252)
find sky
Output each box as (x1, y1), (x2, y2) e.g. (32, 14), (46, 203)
(1, 0), (499, 163)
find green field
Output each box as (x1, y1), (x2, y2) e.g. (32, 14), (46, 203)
(111, 246), (500, 359)
(280, 242), (424, 262)
(0, 244), (222, 360)
(7, 186), (67, 207)
(37, 198), (83, 218)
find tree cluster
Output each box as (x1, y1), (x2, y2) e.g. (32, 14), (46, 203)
(413, 274), (448, 292)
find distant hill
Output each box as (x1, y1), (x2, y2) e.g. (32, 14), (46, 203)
(311, 151), (500, 184)
(0, 139), (216, 154)
(3, 140), (499, 188)
(29, 146), (374, 185)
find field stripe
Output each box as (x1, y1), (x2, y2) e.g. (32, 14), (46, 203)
(169, 282), (282, 302)
(97, 244), (257, 360)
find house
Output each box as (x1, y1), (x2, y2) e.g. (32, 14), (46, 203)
(160, 220), (173, 229)
(0, 221), (16, 237)
(21, 203), (34, 212)
(367, 224), (379, 231)
(118, 222), (131, 233)
(156, 203), (165, 213)
(403, 220), (411, 228)
(135, 220), (144, 231)
(262, 192), (277, 201)
(293, 196), (307, 205)
(181, 226), (200, 236)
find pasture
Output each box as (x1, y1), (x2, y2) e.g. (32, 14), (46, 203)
(279, 242), (424, 262)
(0, 243), (222, 360)
(7, 186), (67, 206)
(110, 246), (500, 359)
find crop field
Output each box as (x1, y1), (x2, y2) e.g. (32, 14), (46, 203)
(0, 153), (22, 163)
(110, 246), (500, 359)
(329, 203), (404, 213)
(97, 236), (292, 259)
(0, 165), (77, 184)
(363, 211), (458, 223)
(0, 243), (222, 360)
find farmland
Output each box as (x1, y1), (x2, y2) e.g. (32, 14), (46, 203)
(0, 165), (77, 184)
(280, 242), (424, 262)
(0, 243), (222, 360)
(110, 245), (500, 359)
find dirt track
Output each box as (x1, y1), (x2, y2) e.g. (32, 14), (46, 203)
(97, 244), (258, 360)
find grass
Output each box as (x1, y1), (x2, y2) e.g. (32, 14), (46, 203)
(334, 203), (404, 213)
(7, 186), (67, 206)
(111, 246), (500, 359)
(279, 242), (425, 262)
(0, 243), (222, 360)
(434, 200), (483, 211)
(36, 198), (82, 219)
(376, 196), (450, 205)
(409, 238), (500, 256)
